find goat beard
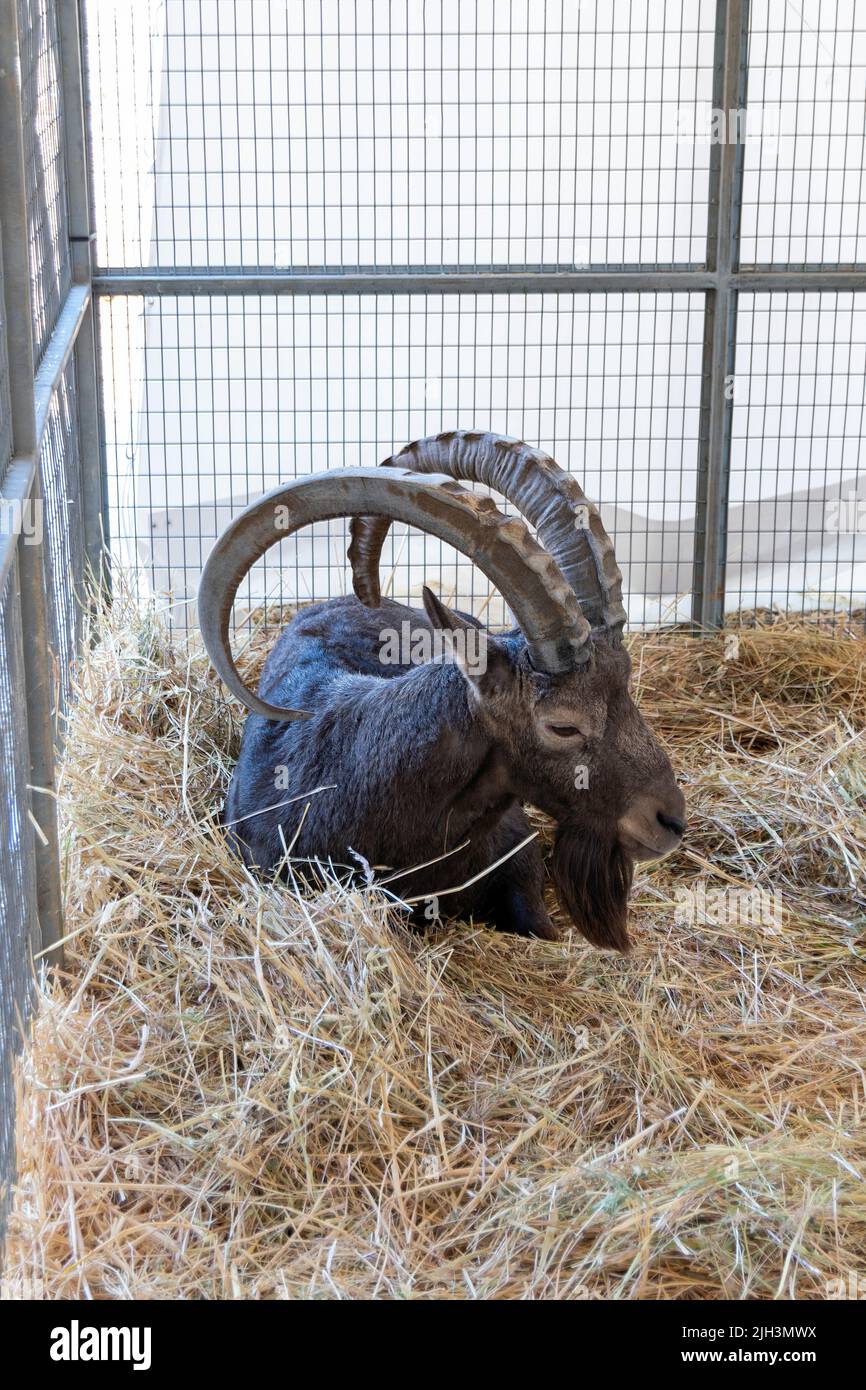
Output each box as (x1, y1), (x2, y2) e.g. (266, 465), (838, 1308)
(552, 821), (634, 952)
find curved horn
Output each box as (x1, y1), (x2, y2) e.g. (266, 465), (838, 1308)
(198, 467), (593, 721)
(348, 430), (626, 636)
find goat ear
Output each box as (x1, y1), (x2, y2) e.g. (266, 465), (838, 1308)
(421, 585), (506, 693)
(421, 585), (475, 633)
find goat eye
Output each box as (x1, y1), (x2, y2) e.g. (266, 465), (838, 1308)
(546, 724), (584, 739)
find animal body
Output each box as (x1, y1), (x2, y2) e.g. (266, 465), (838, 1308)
(200, 432), (685, 950)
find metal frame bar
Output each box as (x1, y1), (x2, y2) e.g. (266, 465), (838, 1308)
(692, 0), (751, 630)
(91, 266), (866, 297)
(33, 281), (90, 442)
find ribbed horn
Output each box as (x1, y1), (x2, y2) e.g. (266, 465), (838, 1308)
(198, 467), (593, 721)
(348, 430), (626, 636)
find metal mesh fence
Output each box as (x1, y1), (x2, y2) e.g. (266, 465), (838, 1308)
(90, 0), (866, 632)
(0, 241), (12, 474)
(728, 291), (866, 615)
(0, 562), (40, 1244)
(741, 0), (866, 267)
(17, 0), (72, 363)
(0, 227), (38, 1246)
(88, 0), (719, 272)
(100, 288), (706, 629)
(12, 0), (86, 738)
(0, 0), (92, 1249)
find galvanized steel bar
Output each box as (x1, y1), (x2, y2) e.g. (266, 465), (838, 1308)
(33, 281), (90, 445)
(732, 269), (866, 291)
(92, 266), (718, 296)
(692, 0), (751, 630)
(91, 265), (866, 297)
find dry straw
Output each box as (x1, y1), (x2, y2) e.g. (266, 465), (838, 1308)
(5, 596), (866, 1299)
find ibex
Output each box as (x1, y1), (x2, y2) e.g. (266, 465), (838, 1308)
(199, 432), (685, 950)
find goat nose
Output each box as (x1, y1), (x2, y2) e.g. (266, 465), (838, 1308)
(657, 810), (685, 838)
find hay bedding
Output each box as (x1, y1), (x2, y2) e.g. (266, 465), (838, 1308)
(5, 599), (866, 1300)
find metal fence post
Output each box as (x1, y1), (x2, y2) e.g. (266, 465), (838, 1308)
(692, 0), (751, 630)
(0, 0), (64, 964)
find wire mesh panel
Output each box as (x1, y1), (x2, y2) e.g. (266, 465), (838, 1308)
(100, 289), (706, 629)
(741, 0), (866, 268)
(17, 0), (72, 362)
(0, 561), (40, 1244)
(0, 241), (12, 476)
(0, 0), (94, 1247)
(86, 0), (866, 632)
(728, 291), (866, 615)
(13, 0), (89, 717)
(87, 0), (718, 272)
(0, 227), (39, 1243)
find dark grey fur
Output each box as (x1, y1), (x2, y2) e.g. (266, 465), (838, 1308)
(225, 593), (685, 948)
